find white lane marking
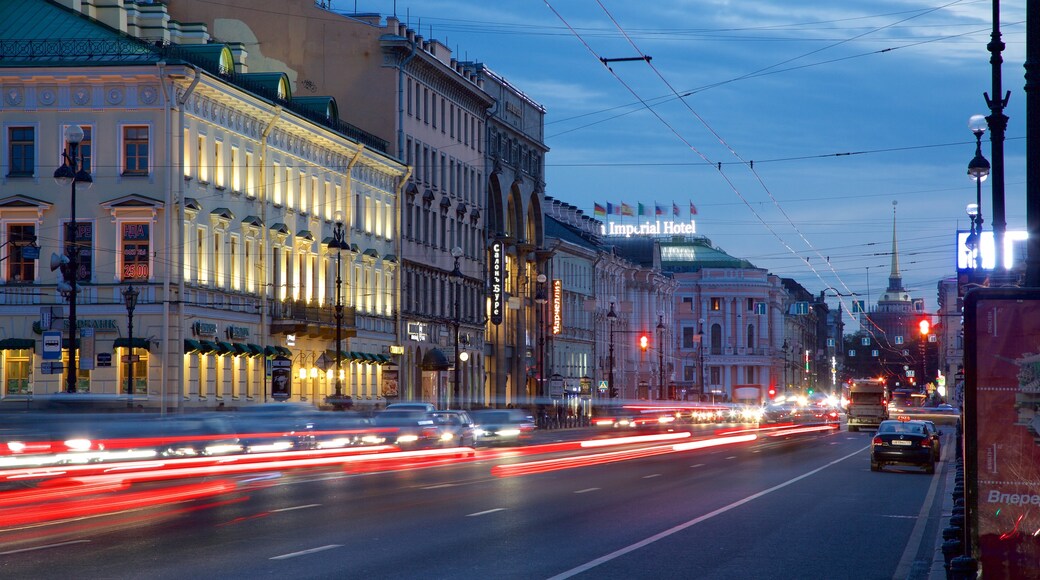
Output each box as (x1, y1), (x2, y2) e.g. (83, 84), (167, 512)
(725, 456), (737, 460)
(422, 483), (459, 490)
(270, 544), (342, 560)
(548, 446), (868, 580)
(574, 488), (600, 494)
(642, 474), (662, 479)
(690, 463), (705, 468)
(467, 508), (506, 517)
(752, 450), (762, 453)
(882, 515), (917, 519)
(271, 504), (321, 513)
(893, 438), (948, 579)
(0, 540), (90, 556)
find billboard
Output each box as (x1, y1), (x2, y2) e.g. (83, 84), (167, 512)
(955, 230), (1028, 271)
(965, 289), (1040, 578)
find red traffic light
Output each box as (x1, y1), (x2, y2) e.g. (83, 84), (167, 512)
(767, 387), (777, 399)
(639, 335), (649, 351)
(918, 319), (930, 336)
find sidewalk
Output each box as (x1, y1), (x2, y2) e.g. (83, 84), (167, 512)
(924, 449), (959, 579)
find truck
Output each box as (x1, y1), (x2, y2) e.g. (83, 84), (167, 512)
(846, 378), (889, 432)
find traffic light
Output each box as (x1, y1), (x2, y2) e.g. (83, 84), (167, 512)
(807, 388), (814, 396)
(639, 334), (649, 352)
(767, 386), (777, 399)
(610, 387), (619, 398)
(918, 318), (930, 336)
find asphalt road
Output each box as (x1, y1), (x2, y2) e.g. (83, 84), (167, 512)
(0, 425), (950, 579)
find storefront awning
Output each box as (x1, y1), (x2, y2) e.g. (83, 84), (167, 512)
(113, 337), (151, 351)
(276, 346), (292, 357)
(216, 341), (235, 355)
(232, 343), (251, 356)
(246, 343), (264, 357)
(0, 338), (34, 350)
(184, 339), (202, 354)
(198, 340), (219, 354)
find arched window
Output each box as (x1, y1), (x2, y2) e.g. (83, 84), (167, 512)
(711, 323), (722, 355)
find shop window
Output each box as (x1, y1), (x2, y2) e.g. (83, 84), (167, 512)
(4, 349), (30, 395)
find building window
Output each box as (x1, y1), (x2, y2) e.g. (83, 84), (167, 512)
(123, 126), (149, 175)
(861, 337), (871, 346)
(746, 324), (754, 349)
(709, 367), (721, 386)
(121, 222), (150, 281)
(894, 335), (904, 345)
(7, 127), (34, 176)
(710, 323), (722, 355)
(244, 151), (254, 197)
(65, 221), (93, 284)
(848, 349), (856, 357)
(683, 365), (695, 382)
(711, 297), (721, 311)
(745, 367), (755, 383)
(230, 235), (240, 291)
(4, 349), (31, 395)
(6, 224), (36, 283)
(746, 298), (754, 311)
(872, 349), (880, 357)
(120, 349), (148, 394)
(214, 140), (224, 188)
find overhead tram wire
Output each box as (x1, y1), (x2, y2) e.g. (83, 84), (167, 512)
(590, 0), (970, 335)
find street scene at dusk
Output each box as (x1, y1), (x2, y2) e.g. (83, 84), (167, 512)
(0, 1), (1037, 578)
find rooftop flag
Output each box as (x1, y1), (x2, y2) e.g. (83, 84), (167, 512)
(655, 203), (664, 216)
(621, 203), (634, 217)
(593, 203), (606, 217)
(638, 202), (647, 216)
(672, 202), (679, 216)
(690, 201), (698, 215)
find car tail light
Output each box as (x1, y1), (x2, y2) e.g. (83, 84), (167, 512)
(921, 439), (931, 447)
(872, 436), (883, 445)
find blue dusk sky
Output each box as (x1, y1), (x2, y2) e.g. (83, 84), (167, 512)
(331, 1), (1028, 315)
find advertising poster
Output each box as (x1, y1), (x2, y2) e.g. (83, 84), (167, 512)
(965, 289), (1040, 578)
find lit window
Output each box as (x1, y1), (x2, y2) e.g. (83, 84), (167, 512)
(6, 224), (35, 283)
(4, 349), (31, 395)
(123, 126), (149, 175)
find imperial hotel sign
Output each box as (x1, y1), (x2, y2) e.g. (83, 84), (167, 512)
(602, 220), (697, 237)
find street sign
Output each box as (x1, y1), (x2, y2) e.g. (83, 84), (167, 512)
(41, 361), (63, 374)
(96, 352), (112, 367)
(43, 330), (61, 360)
(598, 380), (608, 392)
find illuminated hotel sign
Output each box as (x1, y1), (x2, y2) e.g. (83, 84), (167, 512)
(490, 241), (504, 325)
(551, 279), (563, 335)
(602, 220), (696, 237)
(956, 230), (1027, 270)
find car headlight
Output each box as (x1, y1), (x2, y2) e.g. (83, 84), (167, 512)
(498, 429), (521, 437)
(397, 434), (419, 443)
(440, 432), (454, 441)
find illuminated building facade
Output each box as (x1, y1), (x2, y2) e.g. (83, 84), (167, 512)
(0, 1), (406, 409)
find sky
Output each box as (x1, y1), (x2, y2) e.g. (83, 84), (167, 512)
(329, 1), (1029, 316)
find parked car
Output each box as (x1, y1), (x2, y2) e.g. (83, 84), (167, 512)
(385, 402), (437, 413)
(870, 418), (936, 474)
(470, 409), (536, 445)
(429, 410), (476, 447)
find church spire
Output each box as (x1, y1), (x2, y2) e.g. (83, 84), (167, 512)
(887, 200), (905, 293)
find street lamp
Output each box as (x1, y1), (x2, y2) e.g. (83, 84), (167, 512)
(53, 125), (92, 393)
(967, 114), (990, 270)
(607, 301), (617, 400)
(781, 339), (790, 394)
(330, 213), (346, 400)
(451, 246), (463, 407)
(534, 274), (548, 397)
(698, 319), (705, 401)
(122, 284), (139, 409)
(656, 315), (665, 400)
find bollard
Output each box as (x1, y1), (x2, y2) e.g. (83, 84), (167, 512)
(942, 538), (964, 574)
(954, 497), (965, 508)
(948, 555), (977, 580)
(942, 526), (963, 541)
(950, 513), (965, 529)
(951, 506), (965, 517)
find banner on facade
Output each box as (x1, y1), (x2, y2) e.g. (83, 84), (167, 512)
(382, 366), (399, 398)
(490, 241), (503, 325)
(271, 356), (292, 401)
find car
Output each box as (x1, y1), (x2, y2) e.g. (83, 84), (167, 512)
(429, 410), (476, 447)
(870, 418), (937, 474)
(470, 409), (536, 445)
(385, 402), (437, 413)
(370, 409), (440, 449)
(919, 420), (943, 460)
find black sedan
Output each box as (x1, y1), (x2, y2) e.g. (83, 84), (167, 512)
(870, 419), (937, 474)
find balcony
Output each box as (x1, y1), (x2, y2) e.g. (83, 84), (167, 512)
(270, 299), (357, 339)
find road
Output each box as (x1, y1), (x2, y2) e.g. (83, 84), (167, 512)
(0, 425), (951, 579)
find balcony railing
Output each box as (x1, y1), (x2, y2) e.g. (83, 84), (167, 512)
(270, 299), (356, 338)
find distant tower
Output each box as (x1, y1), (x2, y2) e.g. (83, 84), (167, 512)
(861, 201), (923, 344)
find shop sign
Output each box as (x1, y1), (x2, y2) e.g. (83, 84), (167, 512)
(490, 241), (503, 325)
(225, 325), (249, 340)
(552, 279), (563, 335)
(192, 321), (217, 337)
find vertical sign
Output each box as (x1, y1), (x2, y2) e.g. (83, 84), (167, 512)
(490, 241), (503, 325)
(270, 356), (292, 400)
(42, 331), (62, 360)
(79, 327), (95, 370)
(551, 279), (563, 335)
(965, 289), (1040, 577)
(121, 222), (150, 280)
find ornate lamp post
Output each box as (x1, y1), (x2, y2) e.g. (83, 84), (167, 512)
(53, 125), (92, 393)
(781, 339), (790, 394)
(330, 214), (347, 401)
(657, 315), (666, 400)
(451, 246), (464, 406)
(122, 284), (139, 408)
(607, 301), (618, 400)
(966, 115), (990, 270)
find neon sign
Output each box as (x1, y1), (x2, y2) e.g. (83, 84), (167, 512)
(551, 279), (563, 335)
(602, 220), (696, 237)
